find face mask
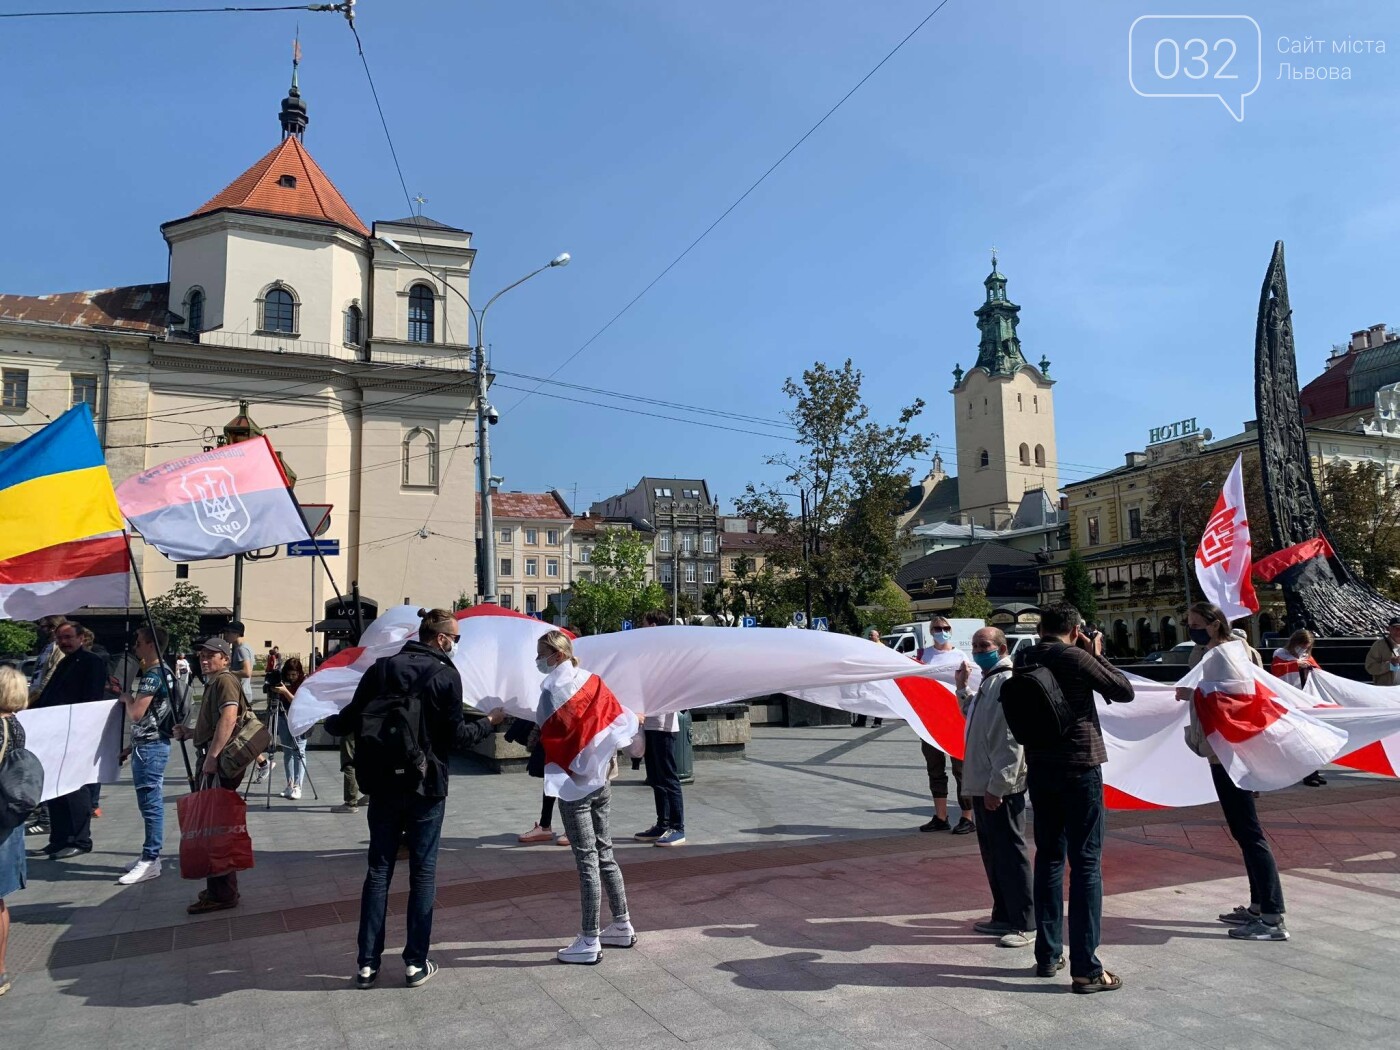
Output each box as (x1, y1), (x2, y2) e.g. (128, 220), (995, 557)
(932, 630), (951, 645)
(441, 637), (456, 656)
(1188, 628), (1211, 645)
(972, 650), (1002, 672)
(536, 656), (553, 674)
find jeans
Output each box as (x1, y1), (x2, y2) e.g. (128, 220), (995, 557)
(340, 736), (361, 804)
(972, 793), (1033, 932)
(130, 740), (171, 860)
(1211, 763), (1285, 914)
(278, 717), (307, 788)
(559, 785), (629, 938)
(643, 729), (684, 832)
(47, 787), (93, 852)
(921, 742), (970, 811)
(1027, 764), (1105, 978)
(357, 792), (445, 970)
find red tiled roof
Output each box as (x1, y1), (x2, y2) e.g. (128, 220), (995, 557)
(479, 492), (572, 521)
(1299, 354), (1356, 423)
(0, 283), (169, 334)
(187, 137), (368, 237)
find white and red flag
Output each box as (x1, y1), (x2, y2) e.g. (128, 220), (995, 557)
(1194, 454), (1259, 621)
(538, 663), (637, 801)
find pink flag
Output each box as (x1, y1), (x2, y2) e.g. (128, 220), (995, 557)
(1195, 454), (1259, 620)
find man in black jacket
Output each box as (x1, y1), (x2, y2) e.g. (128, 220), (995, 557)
(29, 620), (109, 860)
(1013, 601), (1134, 994)
(325, 608), (505, 990)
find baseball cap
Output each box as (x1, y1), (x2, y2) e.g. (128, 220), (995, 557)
(225, 620), (246, 634)
(199, 637), (233, 657)
(1389, 616), (1400, 628)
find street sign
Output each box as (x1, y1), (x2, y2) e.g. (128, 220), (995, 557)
(622, 620), (633, 631)
(288, 538), (340, 557)
(742, 616), (757, 628)
(792, 612), (806, 627)
(812, 617), (829, 631)
(298, 503), (332, 538)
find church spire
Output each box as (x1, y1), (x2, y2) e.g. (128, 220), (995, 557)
(279, 33), (309, 141)
(972, 251), (1026, 378)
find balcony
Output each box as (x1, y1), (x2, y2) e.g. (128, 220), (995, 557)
(182, 330), (475, 372)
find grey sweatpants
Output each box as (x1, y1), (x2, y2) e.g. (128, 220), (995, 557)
(559, 785), (630, 938)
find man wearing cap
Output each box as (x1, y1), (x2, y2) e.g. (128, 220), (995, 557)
(1365, 618), (1400, 686)
(173, 637), (249, 913)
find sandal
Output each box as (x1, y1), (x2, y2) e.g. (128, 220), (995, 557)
(1072, 970), (1123, 994)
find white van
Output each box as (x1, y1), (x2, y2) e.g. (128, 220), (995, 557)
(883, 619), (983, 659)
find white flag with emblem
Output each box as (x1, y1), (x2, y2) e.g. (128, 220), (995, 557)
(1195, 454), (1259, 621)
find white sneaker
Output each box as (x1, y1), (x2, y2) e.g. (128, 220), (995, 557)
(288, 785), (302, 800)
(118, 858), (161, 886)
(122, 857), (142, 873)
(556, 934), (602, 965)
(251, 759), (273, 785)
(600, 921), (637, 948)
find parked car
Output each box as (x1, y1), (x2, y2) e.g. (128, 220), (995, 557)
(0, 654), (37, 679)
(1141, 642), (1195, 665)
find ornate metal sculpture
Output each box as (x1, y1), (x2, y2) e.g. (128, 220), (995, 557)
(1254, 240), (1400, 634)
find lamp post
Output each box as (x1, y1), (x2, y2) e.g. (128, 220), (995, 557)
(378, 236), (569, 602)
(775, 490), (812, 628)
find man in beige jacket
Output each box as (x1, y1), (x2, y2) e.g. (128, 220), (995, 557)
(1364, 617), (1400, 686)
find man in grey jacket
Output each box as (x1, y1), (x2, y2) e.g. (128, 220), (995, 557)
(956, 626), (1032, 948)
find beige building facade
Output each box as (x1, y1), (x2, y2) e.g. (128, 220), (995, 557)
(485, 492), (573, 616)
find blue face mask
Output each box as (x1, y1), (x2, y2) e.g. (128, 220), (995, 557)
(972, 650), (1002, 672)
(932, 630), (951, 645)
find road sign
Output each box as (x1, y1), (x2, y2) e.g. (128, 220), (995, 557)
(298, 503), (332, 538)
(288, 538), (340, 557)
(742, 616), (757, 628)
(622, 620), (633, 631)
(792, 611), (806, 627)
(812, 617), (829, 631)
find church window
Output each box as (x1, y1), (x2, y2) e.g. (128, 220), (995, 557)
(1017, 393), (1023, 411)
(967, 400), (972, 418)
(402, 426), (438, 488)
(186, 288), (204, 335)
(1019, 443), (1030, 465)
(344, 304), (363, 346)
(978, 449), (990, 469)
(1033, 395), (1039, 413)
(261, 285), (297, 334)
(408, 284), (435, 343)
(984, 398), (988, 415)
(1035, 444), (1046, 467)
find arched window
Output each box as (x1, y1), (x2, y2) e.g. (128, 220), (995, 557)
(979, 449), (990, 468)
(344, 304), (363, 346)
(1017, 393), (1023, 411)
(1034, 444), (1046, 467)
(408, 284), (435, 343)
(1033, 395), (1039, 413)
(262, 285), (297, 333)
(186, 288), (204, 335)
(402, 427), (438, 488)
(1019, 443), (1030, 465)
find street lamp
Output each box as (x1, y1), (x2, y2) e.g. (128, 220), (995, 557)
(378, 236), (569, 602)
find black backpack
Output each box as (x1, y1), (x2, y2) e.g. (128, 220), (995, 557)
(0, 717), (44, 834)
(1001, 644), (1079, 750)
(354, 658), (443, 794)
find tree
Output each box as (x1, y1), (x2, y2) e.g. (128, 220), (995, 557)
(565, 530), (662, 634)
(1319, 460), (1400, 596)
(0, 620), (37, 655)
(148, 581), (208, 654)
(1061, 548), (1097, 623)
(735, 359), (929, 633)
(949, 574), (993, 620)
(1144, 448), (1277, 562)
(861, 578), (913, 636)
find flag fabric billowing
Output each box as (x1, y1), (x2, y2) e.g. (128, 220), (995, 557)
(1195, 454), (1259, 621)
(0, 405), (129, 620)
(116, 436), (309, 562)
(1302, 668), (1400, 776)
(1252, 536), (1335, 586)
(538, 663), (637, 801)
(15, 699), (124, 802)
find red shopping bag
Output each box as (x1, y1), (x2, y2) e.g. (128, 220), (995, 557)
(177, 782), (254, 880)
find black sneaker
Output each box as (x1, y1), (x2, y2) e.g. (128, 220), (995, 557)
(920, 817), (951, 833)
(1302, 772), (1327, 787)
(1035, 956), (1066, 978)
(952, 817), (976, 835)
(354, 966), (378, 990)
(405, 960), (438, 988)
(634, 825), (665, 842)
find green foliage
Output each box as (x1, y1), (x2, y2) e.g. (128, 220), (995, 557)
(1319, 460), (1400, 595)
(0, 620), (37, 654)
(861, 579), (913, 636)
(565, 530), (662, 634)
(949, 575), (993, 621)
(453, 591), (471, 612)
(147, 580), (208, 654)
(1061, 549), (1097, 623)
(735, 359), (929, 633)
(1145, 448), (1276, 559)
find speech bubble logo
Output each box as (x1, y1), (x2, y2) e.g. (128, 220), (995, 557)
(1129, 15), (1262, 121)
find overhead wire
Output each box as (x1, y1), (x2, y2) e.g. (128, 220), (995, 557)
(0, 4), (347, 17)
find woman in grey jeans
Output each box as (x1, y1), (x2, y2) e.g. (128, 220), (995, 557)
(535, 630), (638, 964)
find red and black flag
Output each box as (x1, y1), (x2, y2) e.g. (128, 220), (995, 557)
(1251, 536), (1336, 588)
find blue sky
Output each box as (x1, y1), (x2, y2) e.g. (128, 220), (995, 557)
(2, 0), (1398, 513)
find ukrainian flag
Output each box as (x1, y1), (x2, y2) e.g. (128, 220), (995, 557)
(0, 405), (129, 620)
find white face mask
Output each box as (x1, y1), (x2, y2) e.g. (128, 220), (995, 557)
(440, 637), (457, 656)
(536, 656), (553, 674)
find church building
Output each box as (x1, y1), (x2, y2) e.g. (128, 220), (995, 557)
(0, 67), (482, 651)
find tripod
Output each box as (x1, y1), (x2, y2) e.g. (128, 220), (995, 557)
(245, 696), (319, 810)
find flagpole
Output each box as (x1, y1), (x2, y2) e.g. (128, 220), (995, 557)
(123, 533), (195, 790)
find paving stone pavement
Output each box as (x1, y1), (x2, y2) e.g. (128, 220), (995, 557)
(3, 723), (1400, 1049)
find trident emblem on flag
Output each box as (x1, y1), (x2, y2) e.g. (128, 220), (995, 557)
(180, 466), (250, 538)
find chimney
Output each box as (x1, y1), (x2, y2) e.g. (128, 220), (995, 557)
(1372, 323), (1390, 346)
(1125, 451), (1148, 468)
(1353, 329), (1371, 351)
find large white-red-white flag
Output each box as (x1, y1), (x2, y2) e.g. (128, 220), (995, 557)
(1195, 454), (1259, 621)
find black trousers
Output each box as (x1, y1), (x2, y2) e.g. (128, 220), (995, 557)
(47, 788), (93, 851)
(1211, 763), (1285, 914)
(972, 794), (1033, 931)
(643, 729), (685, 832)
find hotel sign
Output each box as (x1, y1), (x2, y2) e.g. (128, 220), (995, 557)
(1148, 417), (1201, 445)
